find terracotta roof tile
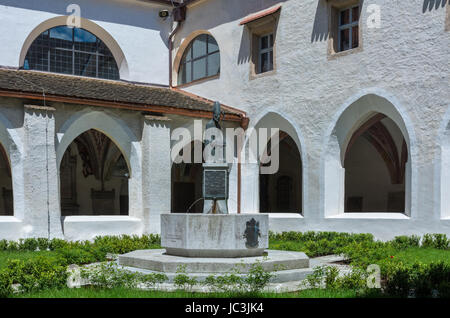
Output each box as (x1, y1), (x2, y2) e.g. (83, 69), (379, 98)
(239, 5), (281, 25)
(0, 68), (244, 117)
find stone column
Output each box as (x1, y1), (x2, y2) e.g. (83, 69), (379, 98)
(22, 105), (63, 238)
(240, 162), (260, 213)
(142, 115), (171, 234)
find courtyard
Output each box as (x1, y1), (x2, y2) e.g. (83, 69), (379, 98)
(0, 231), (449, 299)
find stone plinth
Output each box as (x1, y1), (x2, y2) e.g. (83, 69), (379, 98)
(161, 213), (268, 258)
(119, 249), (310, 277)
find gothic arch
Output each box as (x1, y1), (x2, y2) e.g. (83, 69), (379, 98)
(322, 89), (417, 217)
(0, 109), (23, 218)
(19, 16), (129, 78)
(241, 109), (306, 214)
(57, 110), (142, 218)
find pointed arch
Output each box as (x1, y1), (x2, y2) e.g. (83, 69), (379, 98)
(322, 89), (417, 217)
(0, 109), (23, 220)
(57, 110), (142, 218)
(241, 109), (307, 214)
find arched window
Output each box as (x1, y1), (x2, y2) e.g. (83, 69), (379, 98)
(23, 26), (120, 80)
(178, 34), (220, 85)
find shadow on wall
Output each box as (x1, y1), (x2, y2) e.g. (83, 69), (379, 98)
(422, 0), (448, 12)
(311, 0), (329, 43)
(0, 0), (166, 30)
(237, 26), (251, 65)
(225, 0), (289, 65)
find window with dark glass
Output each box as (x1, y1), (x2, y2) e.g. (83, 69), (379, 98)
(24, 26), (120, 80)
(338, 5), (360, 52)
(258, 33), (274, 74)
(178, 34), (220, 85)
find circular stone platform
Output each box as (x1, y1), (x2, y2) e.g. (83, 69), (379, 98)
(118, 249), (312, 284)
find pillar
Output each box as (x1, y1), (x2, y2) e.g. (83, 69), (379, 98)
(22, 105), (63, 238)
(142, 115), (171, 233)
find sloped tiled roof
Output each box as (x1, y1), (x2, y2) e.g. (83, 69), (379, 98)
(0, 68), (244, 118)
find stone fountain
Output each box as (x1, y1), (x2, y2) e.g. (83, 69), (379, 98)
(118, 102), (312, 289)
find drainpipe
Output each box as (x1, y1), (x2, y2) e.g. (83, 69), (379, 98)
(168, 20), (181, 88)
(237, 116), (249, 213)
(168, 3), (186, 88)
(165, 0), (204, 87)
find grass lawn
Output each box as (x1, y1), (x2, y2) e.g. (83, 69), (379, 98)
(270, 239), (450, 266)
(388, 247), (450, 265)
(1, 235), (448, 298)
(12, 286), (369, 298)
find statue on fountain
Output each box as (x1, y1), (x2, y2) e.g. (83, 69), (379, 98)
(203, 101), (228, 214)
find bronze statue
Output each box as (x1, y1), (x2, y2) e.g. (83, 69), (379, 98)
(206, 101), (224, 130)
(204, 101), (225, 159)
(203, 101), (228, 214)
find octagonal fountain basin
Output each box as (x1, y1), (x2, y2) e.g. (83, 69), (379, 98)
(161, 213), (269, 258)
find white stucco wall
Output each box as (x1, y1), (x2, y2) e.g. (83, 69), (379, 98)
(172, 0), (450, 239)
(0, 0), (449, 241)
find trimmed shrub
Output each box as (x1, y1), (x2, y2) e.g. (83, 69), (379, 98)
(384, 261), (450, 297)
(303, 265), (368, 291)
(6, 241), (19, 251)
(391, 235), (420, 250)
(93, 234), (161, 255)
(37, 238), (50, 251)
(49, 239), (69, 251)
(0, 240), (8, 251)
(422, 234), (449, 250)
(55, 247), (105, 266)
(2, 257), (68, 293)
(21, 238), (39, 251)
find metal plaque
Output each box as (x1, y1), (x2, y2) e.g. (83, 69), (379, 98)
(203, 169), (228, 199)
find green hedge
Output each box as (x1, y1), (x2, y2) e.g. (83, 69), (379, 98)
(0, 234), (161, 254)
(271, 231), (450, 297)
(0, 232), (449, 298)
(0, 234), (161, 297)
(270, 231), (449, 259)
(383, 261), (450, 297)
(0, 257), (68, 297)
(269, 231), (375, 257)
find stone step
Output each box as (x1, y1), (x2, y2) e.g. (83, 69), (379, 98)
(118, 249), (310, 274)
(121, 265), (314, 284)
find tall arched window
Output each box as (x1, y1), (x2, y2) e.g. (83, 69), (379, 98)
(23, 26), (120, 80)
(178, 34), (220, 85)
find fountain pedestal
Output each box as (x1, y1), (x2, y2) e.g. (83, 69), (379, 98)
(161, 213), (268, 258)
